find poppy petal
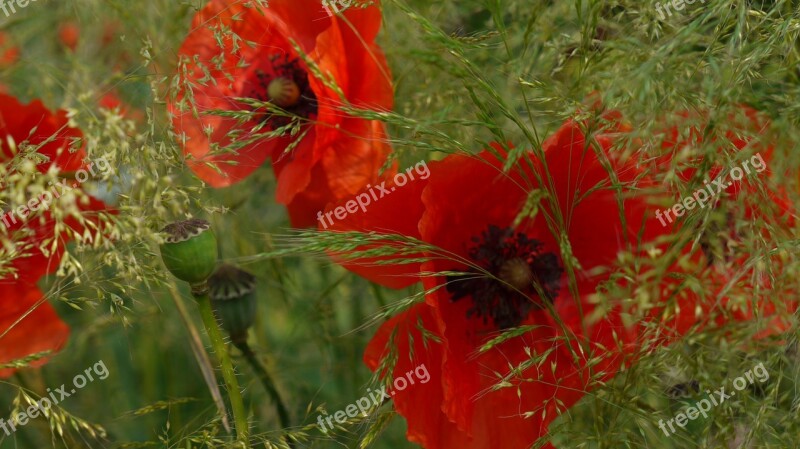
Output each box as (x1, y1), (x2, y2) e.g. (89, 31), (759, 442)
(0, 285), (69, 378)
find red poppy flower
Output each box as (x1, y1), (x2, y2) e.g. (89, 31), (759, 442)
(317, 154), (428, 289)
(0, 31), (19, 67)
(58, 22), (79, 51)
(0, 284), (70, 378)
(99, 91), (144, 122)
(170, 0), (394, 227)
(0, 93), (109, 378)
(0, 94), (85, 172)
(101, 21), (120, 48)
(325, 102), (798, 447)
(324, 116), (700, 448)
(99, 92), (122, 111)
(651, 105), (797, 337)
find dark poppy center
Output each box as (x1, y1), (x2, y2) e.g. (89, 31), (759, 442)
(446, 225), (563, 330)
(246, 54), (317, 130)
(698, 209), (736, 266)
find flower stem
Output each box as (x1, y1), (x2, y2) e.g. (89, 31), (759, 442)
(194, 285), (249, 443)
(235, 340), (293, 447)
(167, 279), (231, 433)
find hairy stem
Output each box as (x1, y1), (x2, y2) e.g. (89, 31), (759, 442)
(167, 280), (231, 433)
(235, 341), (293, 447)
(194, 285), (249, 443)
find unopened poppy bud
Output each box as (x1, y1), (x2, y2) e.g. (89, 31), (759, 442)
(160, 219), (218, 285)
(209, 264), (257, 345)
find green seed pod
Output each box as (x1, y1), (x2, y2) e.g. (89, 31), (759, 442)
(160, 219), (218, 285)
(667, 380), (711, 438)
(209, 264), (257, 346)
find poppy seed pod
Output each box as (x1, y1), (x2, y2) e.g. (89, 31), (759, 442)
(209, 264), (257, 345)
(665, 379), (710, 436)
(160, 219), (218, 285)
